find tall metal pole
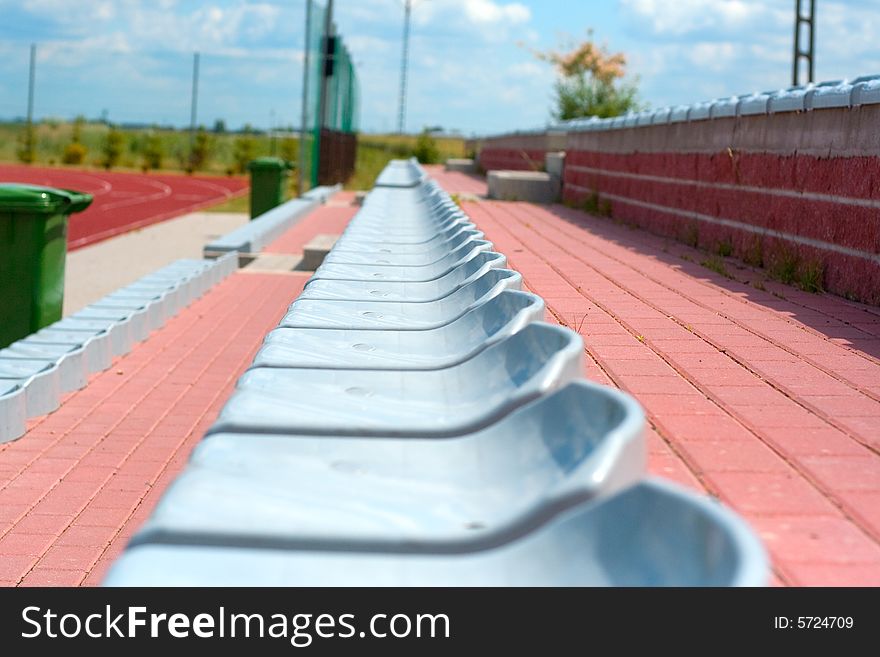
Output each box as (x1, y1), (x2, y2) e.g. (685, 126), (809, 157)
(792, 0), (816, 86)
(807, 0), (815, 83)
(298, 0), (313, 194)
(189, 51), (200, 158)
(26, 43), (36, 128)
(397, 0), (412, 135)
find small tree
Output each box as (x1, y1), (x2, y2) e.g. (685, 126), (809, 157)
(142, 132), (164, 171)
(413, 129), (440, 164)
(62, 116), (88, 165)
(533, 32), (641, 120)
(188, 129), (212, 172)
(279, 137), (298, 163)
(102, 126), (125, 169)
(213, 118), (227, 134)
(232, 133), (256, 174)
(16, 124), (36, 164)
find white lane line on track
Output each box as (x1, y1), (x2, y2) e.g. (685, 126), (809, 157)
(97, 178), (172, 211)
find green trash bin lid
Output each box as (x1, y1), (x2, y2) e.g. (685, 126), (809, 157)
(0, 184), (93, 215)
(246, 157), (293, 172)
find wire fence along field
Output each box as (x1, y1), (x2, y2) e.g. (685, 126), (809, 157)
(0, 37), (466, 191)
(0, 42), (308, 174)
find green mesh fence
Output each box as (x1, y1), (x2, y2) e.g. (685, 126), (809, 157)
(303, 1), (359, 189)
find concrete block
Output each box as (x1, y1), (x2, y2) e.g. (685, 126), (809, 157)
(300, 234), (339, 271)
(544, 151), (565, 179)
(445, 158), (477, 173)
(487, 170), (559, 203)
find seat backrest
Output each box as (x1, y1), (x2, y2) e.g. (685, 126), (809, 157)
(445, 290), (543, 342)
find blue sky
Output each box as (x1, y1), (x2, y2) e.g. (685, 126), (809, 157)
(0, 0), (878, 134)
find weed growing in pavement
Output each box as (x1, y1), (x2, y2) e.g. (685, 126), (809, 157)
(798, 258), (824, 293)
(716, 237), (733, 257)
(582, 191), (600, 214)
(769, 246), (799, 284)
(701, 255), (731, 278)
(743, 236), (764, 267)
(681, 221), (699, 248)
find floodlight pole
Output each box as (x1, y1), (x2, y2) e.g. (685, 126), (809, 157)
(792, 0), (815, 86)
(397, 0), (412, 135)
(298, 0), (313, 194)
(189, 51), (200, 159)
(27, 44), (36, 129)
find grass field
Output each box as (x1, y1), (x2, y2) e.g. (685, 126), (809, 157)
(346, 133), (466, 190)
(0, 121), (468, 203)
(0, 120), (294, 175)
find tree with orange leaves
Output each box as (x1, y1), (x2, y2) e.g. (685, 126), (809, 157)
(533, 31), (641, 120)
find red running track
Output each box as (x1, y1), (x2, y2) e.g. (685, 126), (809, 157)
(0, 165), (248, 250)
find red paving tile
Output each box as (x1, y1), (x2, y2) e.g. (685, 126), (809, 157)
(422, 165), (488, 196)
(263, 198), (359, 254)
(459, 196), (880, 586)
(0, 270), (306, 586)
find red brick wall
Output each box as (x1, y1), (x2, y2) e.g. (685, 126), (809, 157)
(479, 147), (547, 171)
(475, 132), (566, 173)
(562, 108), (880, 305)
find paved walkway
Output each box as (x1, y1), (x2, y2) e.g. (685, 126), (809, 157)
(264, 198), (359, 254)
(423, 165), (488, 196)
(5, 175), (878, 586)
(462, 198), (880, 586)
(0, 201), (354, 586)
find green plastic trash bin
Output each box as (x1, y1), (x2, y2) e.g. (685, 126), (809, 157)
(0, 184), (93, 348)
(247, 157), (292, 219)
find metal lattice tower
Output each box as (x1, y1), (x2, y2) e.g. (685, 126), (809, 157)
(792, 0), (816, 86)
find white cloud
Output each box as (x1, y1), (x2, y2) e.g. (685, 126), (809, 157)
(620, 0), (880, 113)
(461, 0), (530, 25)
(620, 0), (785, 38)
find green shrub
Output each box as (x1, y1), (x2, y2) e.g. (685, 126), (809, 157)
(189, 130), (212, 171)
(62, 142), (87, 165)
(102, 127), (125, 169)
(413, 129), (440, 164)
(279, 138), (298, 163)
(16, 124), (36, 163)
(232, 135), (256, 174)
(142, 133), (164, 170)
